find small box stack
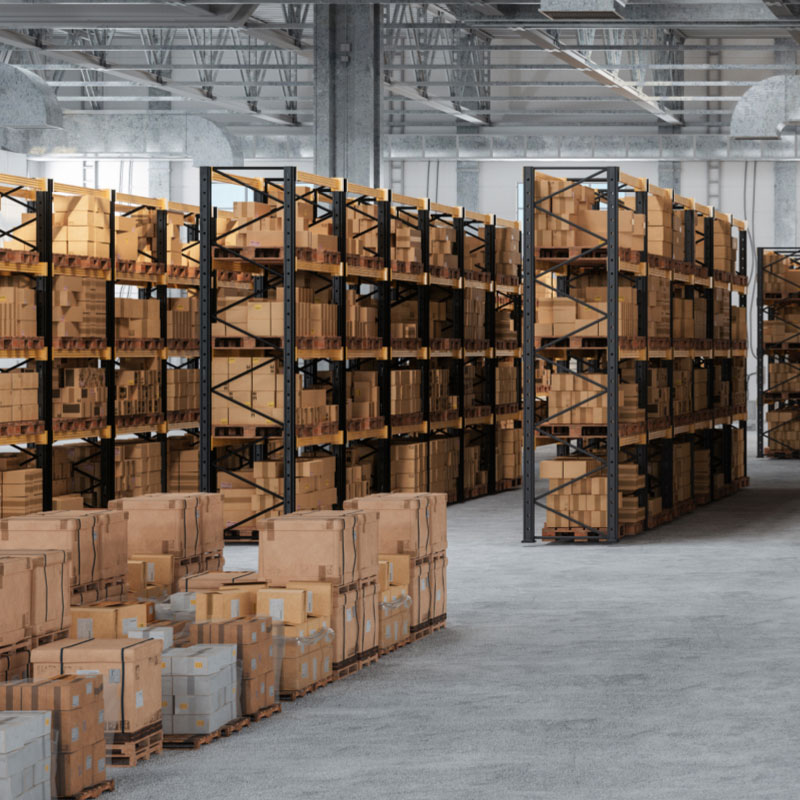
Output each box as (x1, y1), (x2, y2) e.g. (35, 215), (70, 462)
(167, 436), (198, 493)
(347, 370), (380, 427)
(0, 711), (52, 800)
(497, 362), (518, 407)
(167, 370), (199, 416)
(52, 366), (106, 422)
(345, 292), (379, 343)
(429, 225), (458, 274)
(52, 195), (112, 259)
(31, 638), (163, 764)
(53, 277), (106, 341)
(0, 675), (107, 798)
(190, 616), (277, 717)
(464, 288), (486, 343)
(167, 297), (198, 342)
(346, 201), (380, 267)
(69, 600), (154, 639)
(493, 225), (521, 284)
(109, 493), (224, 593)
(0, 457), (42, 518)
(115, 365), (161, 419)
(390, 370), (422, 420)
(161, 644), (238, 737)
(393, 216), (423, 271)
(115, 440), (161, 498)
(0, 276), (37, 338)
(115, 298), (160, 341)
(0, 371), (38, 427)
(496, 426), (522, 486)
(430, 367), (458, 420)
(0, 509), (127, 606)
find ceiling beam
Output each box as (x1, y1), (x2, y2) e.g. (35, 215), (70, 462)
(762, 0), (800, 44)
(0, 30), (298, 125)
(384, 80), (488, 125)
(519, 29), (683, 126)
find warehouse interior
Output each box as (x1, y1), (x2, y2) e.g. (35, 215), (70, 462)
(0, 1), (798, 798)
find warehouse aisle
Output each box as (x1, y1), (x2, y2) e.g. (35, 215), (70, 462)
(115, 437), (800, 800)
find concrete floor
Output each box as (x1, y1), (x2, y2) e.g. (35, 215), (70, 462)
(115, 437), (800, 799)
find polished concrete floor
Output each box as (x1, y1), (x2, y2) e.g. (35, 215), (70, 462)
(116, 438), (800, 799)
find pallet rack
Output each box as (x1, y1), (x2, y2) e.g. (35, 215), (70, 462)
(757, 247), (800, 458)
(0, 174), (202, 509)
(523, 166), (748, 543)
(195, 167), (522, 539)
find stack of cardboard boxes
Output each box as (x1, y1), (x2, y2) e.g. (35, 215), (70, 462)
(167, 437), (198, 493)
(762, 251), (800, 297)
(345, 292), (379, 342)
(430, 367), (457, 418)
(257, 508), (380, 691)
(167, 297), (198, 342)
(392, 216), (423, 269)
(167, 369), (199, 416)
(347, 370), (380, 425)
(497, 361), (518, 407)
(347, 202), (380, 266)
(712, 215), (737, 273)
(0, 456), (42, 519)
(536, 285), (638, 339)
(115, 298), (160, 341)
(190, 616), (276, 716)
(52, 366), (106, 421)
(391, 370), (422, 419)
(0, 508), (126, 606)
(496, 426), (522, 485)
(646, 191), (686, 259)
(116, 365), (161, 419)
(0, 277), (37, 339)
(0, 371), (39, 427)
(493, 226), (521, 284)
(464, 288), (486, 341)
(116, 440), (161, 498)
(53, 276), (105, 343)
(391, 300), (419, 343)
(429, 225), (458, 273)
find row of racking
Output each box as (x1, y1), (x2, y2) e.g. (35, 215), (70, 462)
(523, 166), (749, 544)
(0, 167), (523, 536)
(198, 166), (523, 539)
(757, 247), (800, 457)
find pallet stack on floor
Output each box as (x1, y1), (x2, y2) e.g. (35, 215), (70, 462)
(527, 167), (748, 543)
(758, 248), (800, 457)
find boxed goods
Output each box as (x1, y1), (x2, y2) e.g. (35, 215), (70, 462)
(161, 644), (238, 735)
(115, 367), (161, 418)
(194, 590), (257, 622)
(69, 601), (155, 639)
(52, 366), (106, 421)
(167, 297), (198, 341)
(0, 276), (37, 339)
(189, 616), (276, 715)
(52, 276), (105, 340)
(115, 440), (161, 498)
(0, 509), (127, 591)
(0, 371), (38, 426)
(109, 492), (223, 559)
(257, 509), (379, 585)
(167, 437), (199, 493)
(0, 710), (53, 800)
(0, 462), (42, 519)
(343, 492), (447, 556)
(31, 638), (163, 735)
(0, 556), (33, 647)
(167, 369), (199, 414)
(0, 550), (70, 637)
(0, 675), (106, 798)
(115, 298), (160, 341)
(280, 628), (333, 694)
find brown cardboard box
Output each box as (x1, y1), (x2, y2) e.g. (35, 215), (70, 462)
(432, 555), (447, 618)
(176, 570), (257, 592)
(330, 588), (358, 664)
(257, 510), (378, 585)
(343, 492), (447, 556)
(409, 560), (432, 629)
(190, 616), (274, 678)
(31, 638), (163, 734)
(127, 560), (147, 596)
(0, 549), (70, 636)
(256, 588), (309, 625)
(69, 601), (155, 638)
(130, 553), (174, 588)
(0, 555), (32, 646)
(241, 670), (276, 714)
(194, 590), (255, 622)
(0, 509), (127, 587)
(379, 553), (413, 586)
(358, 582), (378, 655)
(285, 580), (336, 618)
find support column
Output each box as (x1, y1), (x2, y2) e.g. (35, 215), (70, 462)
(456, 160), (480, 213)
(314, 5), (382, 186)
(148, 161), (171, 201)
(657, 161), (681, 194)
(774, 161), (797, 248)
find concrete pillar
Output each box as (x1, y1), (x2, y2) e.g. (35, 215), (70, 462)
(148, 161), (171, 201)
(657, 161), (681, 194)
(314, 5), (382, 187)
(774, 162), (797, 248)
(456, 161), (480, 213)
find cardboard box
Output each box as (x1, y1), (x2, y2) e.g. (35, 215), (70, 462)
(256, 589), (309, 626)
(31, 638), (163, 734)
(69, 601), (155, 639)
(0, 556), (32, 646)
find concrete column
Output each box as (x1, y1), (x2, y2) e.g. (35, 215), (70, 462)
(148, 161), (171, 201)
(657, 161), (681, 194)
(774, 162), (797, 248)
(456, 161), (480, 213)
(314, 5), (382, 187)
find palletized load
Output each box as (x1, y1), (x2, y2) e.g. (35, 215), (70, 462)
(31, 638), (163, 740)
(0, 710), (52, 800)
(0, 509), (127, 599)
(161, 644), (238, 735)
(257, 509), (379, 585)
(0, 675), (106, 798)
(189, 616), (277, 715)
(342, 492), (447, 557)
(109, 492), (223, 560)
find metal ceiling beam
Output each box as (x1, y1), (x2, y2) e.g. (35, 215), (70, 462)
(762, 0), (800, 44)
(384, 80), (488, 125)
(0, 30), (298, 125)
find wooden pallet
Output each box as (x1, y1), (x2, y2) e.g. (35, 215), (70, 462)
(212, 425), (276, 439)
(538, 422), (646, 439)
(30, 629), (69, 648)
(164, 717), (250, 750)
(534, 335), (647, 351)
(53, 253), (111, 270)
(391, 337), (422, 352)
(464, 270), (490, 283)
(107, 723), (163, 767)
(52, 337), (106, 351)
(0, 247), (39, 265)
(392, 261), (424, 275)
(495, 339), (520, 351)
(116, 338), (163, 352)
(0, 419), (44, 438)
(52, 417), (106, 434)
(0, 336), (44, 350)
(347, 417), (384, 433)
(495, 403), (521, 415)
(390, 412), (424, 427)
(541, 522), (645, 542)
(279, 677), (332, 702)
(246, 703), (281, 723)
(333, 658), (361, 681)
(378, 638), (410, 657)
(117, 413), (164, 430)
(166, 338), (200, 352)
(166, 410), (199, 424)
(431, 338), (461, 351)
(346, 336), (382, 351)
(464, 339), (490, 351)
(534, 245), (643, 264)
(116, 260), (165, 277)
(62, 778), (116, 800)
(359, 647), (380, 669)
